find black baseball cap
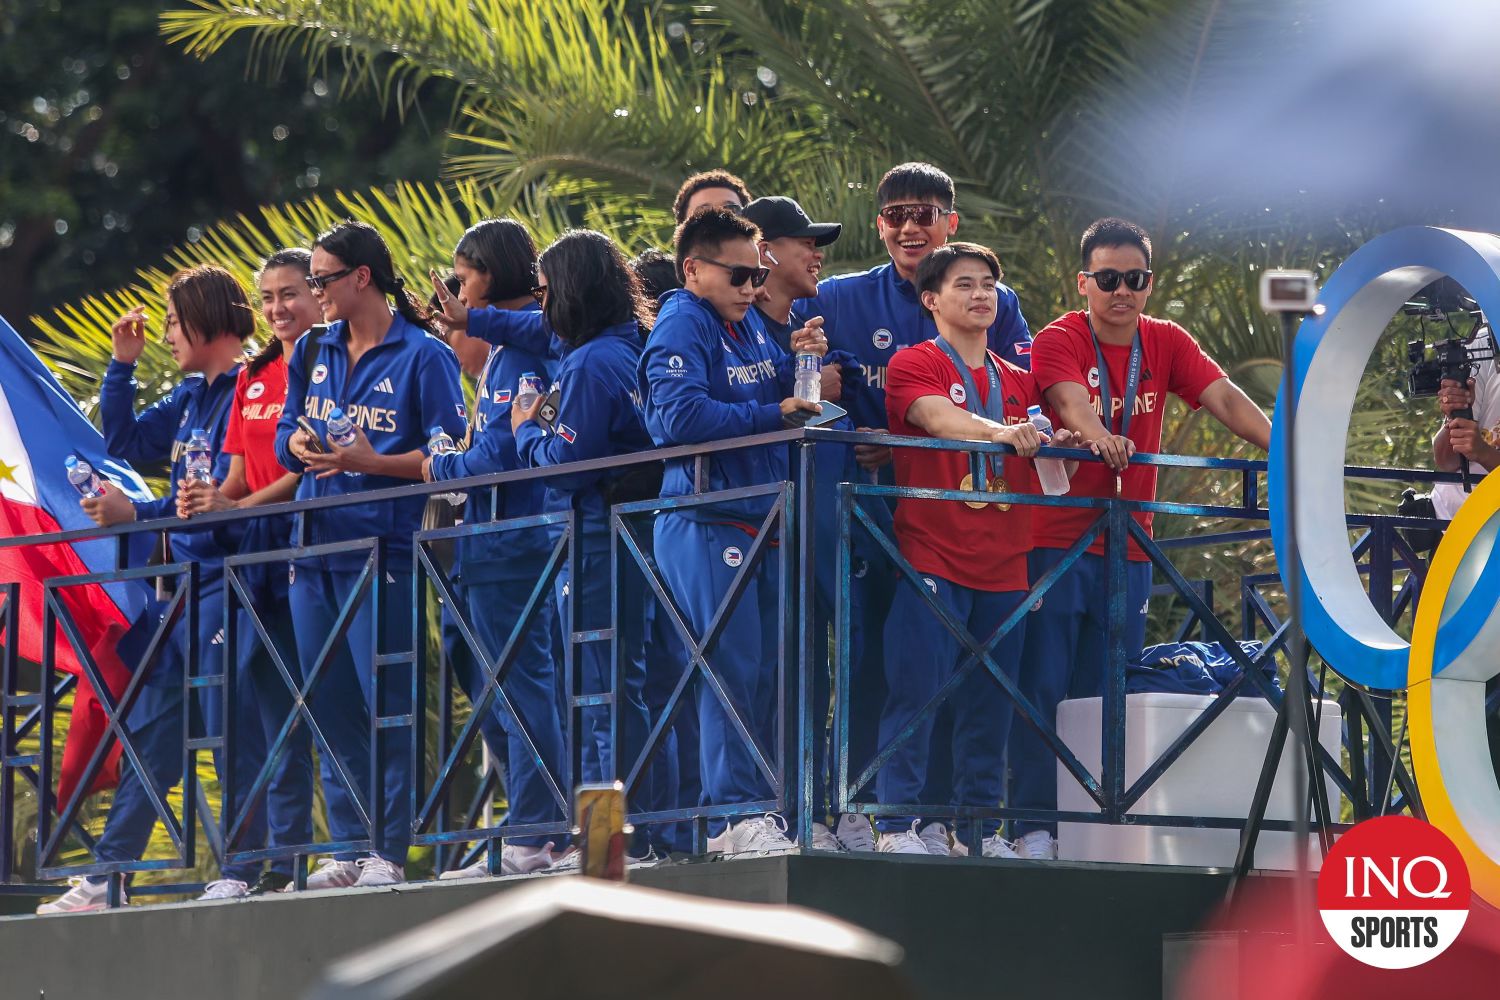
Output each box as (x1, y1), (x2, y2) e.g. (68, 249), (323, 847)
(741, 197), (842, 246)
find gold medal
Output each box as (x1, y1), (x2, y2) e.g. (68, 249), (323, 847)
(958, 473), (1009, 511)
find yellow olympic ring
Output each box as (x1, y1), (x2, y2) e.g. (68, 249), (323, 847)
(1408, 472), (1500, 908)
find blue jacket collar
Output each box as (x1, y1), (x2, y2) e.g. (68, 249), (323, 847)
(881, 261), (918, 300)
(317, 311), (424, 348)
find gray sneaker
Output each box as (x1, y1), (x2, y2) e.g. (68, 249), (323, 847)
(197, 878), (249, 900)
(300, 858), (361, 890)
(834, 813), (876, 852)
(918, 822), (953, 856)
(36, 877), (116, 914)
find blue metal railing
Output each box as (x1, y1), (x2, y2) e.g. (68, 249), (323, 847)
(0, 426), (1459, 898)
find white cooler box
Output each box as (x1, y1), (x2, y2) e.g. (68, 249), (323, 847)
(1054, 692), (1342, 870)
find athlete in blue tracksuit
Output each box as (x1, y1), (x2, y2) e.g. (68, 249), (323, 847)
(93, 352), (258, 881)
(442, 282), (677, 826)
(275, 314), (466, 869)
(427, 313), (566, 850)
(511, 316), (658, 809)
(642, 286), (842, 840)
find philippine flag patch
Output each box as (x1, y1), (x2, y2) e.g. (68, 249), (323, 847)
(1014, 342), (1032, 357)
(456, 404), (468, 419)
(557, 424), (577, 444)
(493, 390), (512, 404)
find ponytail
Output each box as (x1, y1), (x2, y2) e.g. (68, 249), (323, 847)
(245, 336), (285, 377)
(380, 272), (435, 334)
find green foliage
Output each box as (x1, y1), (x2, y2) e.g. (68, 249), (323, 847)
(0, 0), (447, 335)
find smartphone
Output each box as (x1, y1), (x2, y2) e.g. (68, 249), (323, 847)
(295, 416), (327, 454)
(782, 400), (846, 428)
(537, 387), (562, 431)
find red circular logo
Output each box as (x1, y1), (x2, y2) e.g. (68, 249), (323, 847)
(1318, 815), (1470, 969)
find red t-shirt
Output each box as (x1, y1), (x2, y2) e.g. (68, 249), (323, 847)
(222, 354), (292, 494)
(1031, 310), (1225, 559)
(885, 338), (1042, 592)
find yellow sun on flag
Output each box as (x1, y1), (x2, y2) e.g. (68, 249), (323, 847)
(0, 456), (19, 486)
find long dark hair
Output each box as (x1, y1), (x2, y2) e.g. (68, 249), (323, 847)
(454, 218), (537, 303)
(312, 219), (433, 333)
(247, 247), (312, 377)
(536, 230), (650, 347)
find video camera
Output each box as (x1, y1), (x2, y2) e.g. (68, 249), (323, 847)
(1403, 277), (1496, 397)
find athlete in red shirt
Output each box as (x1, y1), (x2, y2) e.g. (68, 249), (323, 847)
(1008, 218), (1271, 861)
(877, 243), (1079, 859)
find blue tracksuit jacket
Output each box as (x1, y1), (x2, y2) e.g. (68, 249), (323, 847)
(428, 327), (556, 581)
(513, 320), (654, 548)
(639, 289), (800, 525)
(99, 359), (238, 564)
(798, 261), (1032, 429)
(275, 314), (466, 568)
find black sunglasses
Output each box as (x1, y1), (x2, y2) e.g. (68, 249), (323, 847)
(1083, 268), (1152, 293)
(878, 203), (953, 228)
(692, 256), (770, 288)
(304, 267), (357, 292)
(531, 283), (548, 304)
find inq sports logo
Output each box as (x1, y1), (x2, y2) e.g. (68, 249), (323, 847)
(1270, 226), (1500, 910)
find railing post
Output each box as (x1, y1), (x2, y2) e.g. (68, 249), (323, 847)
(834, 482), (854, 816)
(793, 437), (816, 847)
(1102, 504), (1129, 823)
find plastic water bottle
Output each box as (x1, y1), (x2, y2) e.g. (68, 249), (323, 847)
(1027, 405), (1070, 496)
(326, 408), (356, 448)
(515, 373), (544, 412)
(794, 352), (822, 404)
(325, 408), (359, 477)
(184, 428), (214, 484)
(65, 455), (105, 499)
(426, 426), (465, 506)
(427, 425), (457, 456)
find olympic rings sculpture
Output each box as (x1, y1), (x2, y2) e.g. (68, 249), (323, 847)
(1269, 226), (1500, 905)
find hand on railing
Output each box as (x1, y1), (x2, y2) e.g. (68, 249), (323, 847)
(1087, 434), (1136, 471)
(991, 421), (1043, 458)
(854, 426), (893, 472)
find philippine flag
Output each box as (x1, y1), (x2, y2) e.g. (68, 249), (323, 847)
(0, 313), (154, 808)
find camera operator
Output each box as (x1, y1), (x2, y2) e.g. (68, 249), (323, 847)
(1432, 350), (1500, 519)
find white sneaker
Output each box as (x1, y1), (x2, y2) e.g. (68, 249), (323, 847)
(707, 813), (797, 857)
(547, 847), (581, 873)
(300, 858), (361, 890)
(980, 834), (1020, 859)
(834, 813), (876, 853)
(1015, 830), (1058, 860)
(877, 820), (929, 855)
(808, 822), (842, 851)
(197, 878), (249, 900)
(36, 877), (117, 914)
(918, 822), (952, 856)
(439, 842), (556, 880)
(438, 854), (490, 881)
(354, 855), (405, 886)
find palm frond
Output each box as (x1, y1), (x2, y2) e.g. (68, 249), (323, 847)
(31, 181), (590, 413)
